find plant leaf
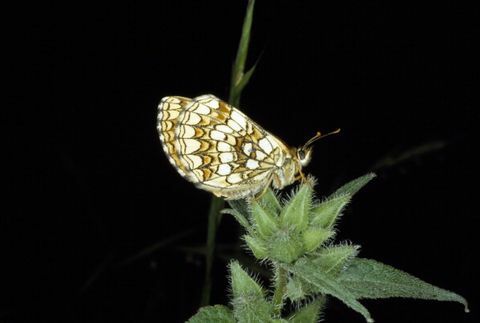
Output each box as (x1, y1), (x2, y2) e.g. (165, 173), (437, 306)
(244, 234), (268, 259)
(289, 297), (326, 323)
(312, 244), (360, 277)
(234, 60), (258, 97)
(229, 261), (273, 322)
(338, 258), (469, 312)
(251, 200), (279, 239)
(280, 183), (313, 232)
(187, 305), (235, 323)
(228, 199), (250, 219)
(259, 187), (282, 215)
(332, 173), (376, 197)
(310, 194), (350, 229)
(302, 227), (334, 253)
(221, 208), (250, 229)
(290, 258), (374, 322)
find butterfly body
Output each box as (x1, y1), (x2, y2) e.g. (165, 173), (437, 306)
(157, 94), (315, 200)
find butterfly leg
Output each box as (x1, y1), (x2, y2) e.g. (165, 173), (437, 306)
(295, 169), (307, 183)
(253, 176), (275, 201)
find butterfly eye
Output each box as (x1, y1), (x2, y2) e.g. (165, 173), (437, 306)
(298, 150), (306, 160)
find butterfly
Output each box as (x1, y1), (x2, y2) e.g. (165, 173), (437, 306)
(157, 94), (338, 200)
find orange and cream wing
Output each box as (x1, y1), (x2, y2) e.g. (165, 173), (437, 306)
(157, 94), (291, 199)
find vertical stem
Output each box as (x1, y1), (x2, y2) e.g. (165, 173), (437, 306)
(200, 0), (256, 306)
(200, 196), (224, 306)
(272, 265), (287, 317)
(229, 0), (256, 108)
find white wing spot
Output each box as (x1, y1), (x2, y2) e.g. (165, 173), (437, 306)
(217, 142), (232, 152)
(183, 139), (201, 154)
(256, 151), (267, 160)
(188, 154), (203, 168)
(166, 109), (180, 119)
(195, 104), (211, 115)
(259, 138), (273, 154)
(227, 119), (242, 132)
(216, 124), (233, 134)
(231, 111), (247, 129)
(210, 130), (226, 141)
(179, 125), (195, 138)
(227, 173), (243, 184)
(218, 164), (232, 175)
(246, 159), (259, 169)
(185, 112), (202, 125)
(219, 152), (234, 163)
(243, 142), (253, 155)
(205, 99), (219, 109)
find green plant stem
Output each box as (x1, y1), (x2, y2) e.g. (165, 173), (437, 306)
(200, 0), (256, 306)
(200, 0), (255, 306)
(229, 0), (255, 108)
(272, 265), (288, 317)
(200, 196), (224, 306)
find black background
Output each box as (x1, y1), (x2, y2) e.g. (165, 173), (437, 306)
(4, 1), (478, 322)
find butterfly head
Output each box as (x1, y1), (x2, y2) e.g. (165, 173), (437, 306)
(296, 146), (313, 167)
(296, 129), (341, 167)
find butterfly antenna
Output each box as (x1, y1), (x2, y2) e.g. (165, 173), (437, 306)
(303, 128), (341, 148)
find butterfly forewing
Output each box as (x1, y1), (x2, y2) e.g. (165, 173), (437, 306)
(157, 94), (291, 199)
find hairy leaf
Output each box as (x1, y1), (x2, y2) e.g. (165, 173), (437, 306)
(290, 258), (374, 322)
(229, 261), (273, 322)
(244, 235), (268, 259)
(289, 297), (326, 323)
(280, 184), (313, 232)
(187, 305), (235, 323)
(310, 194), (350, 229)
(228, 199), (250, 219)
(339, 258), (469, 311)
(312, 244), (360, 277)
(221, 208), (250, 229)
(302, 227), (334, 252)
(259, 188), (282, 215)
(333, 173), (376, 197)
(251, 200), (279, 239)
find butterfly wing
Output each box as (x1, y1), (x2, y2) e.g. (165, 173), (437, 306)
(158, 94), (290, 199)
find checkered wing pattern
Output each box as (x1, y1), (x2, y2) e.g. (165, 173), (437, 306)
(157, 94), (290, 199)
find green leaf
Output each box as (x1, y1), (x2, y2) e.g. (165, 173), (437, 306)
(221, 208), (250, 230)
(234, 60), (258, 97)
(338, 258), (469, 312)
(251, 200), (279, 239)
(312, 244), (360, 277)
(332, 173), (376, 197)
(280, 183), (313, 232)
(259, 188), (282, 215)
(310, 194), (350, 229)
(244, 235), (268, 259)
(288, 297), (326, 323)
(270, 232), (304, 264)
(290, 258), (374, 322)
(302, 227), (334, 253)
(187, 305), (235, 323)
(228, 199), (250, 219)
(285, 277), (307, 302)
(229, 261), (273, 322)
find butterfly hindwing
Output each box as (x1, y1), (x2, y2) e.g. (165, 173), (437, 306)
(158, 94), (292, 199)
